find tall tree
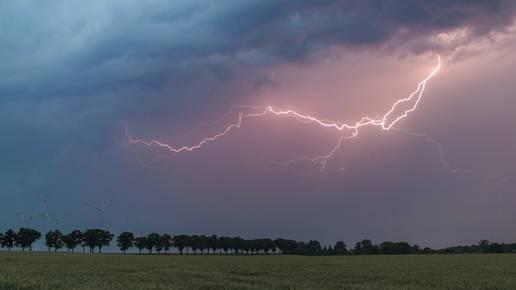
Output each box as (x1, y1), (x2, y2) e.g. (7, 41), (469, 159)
(274, 239), (297, 255)
(306, 240), (322, 255)
(83, 229), (98, 253)
(219, 236), (232, 255)
(185, 235), (193, 254)
(97, 230), (114, 253)
(232, 237), (244, 255)
(190, 235), (200, 255)
(16, 228), (41, 251)
(62, 234), (75, 252)
(80, 232), (87, 253)
(45, 230), (64, 252)
(82, 229), (113, 253)
(173, 235), (188, 255)
(208, 235), (219, 255)
(134, 236), (147, 254)
(354, 239), (378, 255)
(146, 233), (161, 254)
(161, 234), (173, 254)
(67, 230), (83, 253)
(117, 232), (135, 254)
(260, 239), (275, 255)
(334, 241), (347, 255)
(198, 235), (208, 255)
(155, 238), (164, 254)
(479, 240), (490, 253)
(242, 239), (251, 255)
(2, 229), (17, 252)
(249, 239), (259, 254)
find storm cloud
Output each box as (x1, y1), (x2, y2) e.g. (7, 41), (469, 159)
(2, 0), (515, 98)
(1, 1), (516, 248)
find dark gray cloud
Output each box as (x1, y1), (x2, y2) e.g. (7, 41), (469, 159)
(1, 0), (514, 99)
(1, 1), (516, 247)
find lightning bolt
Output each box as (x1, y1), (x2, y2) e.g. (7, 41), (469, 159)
(125, 56), (500, 179)
(393, 128), (504, 181)
(126, 56), (441, 166)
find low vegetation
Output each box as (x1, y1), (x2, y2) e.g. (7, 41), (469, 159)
(1, 253), (516, 289)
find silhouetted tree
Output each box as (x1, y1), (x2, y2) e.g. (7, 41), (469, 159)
(219, 236), (232, 254)
(306, 240), (322, 255)
(479, 240), (490, 253)
(486, 242), (504, 253)
(45, 230), (64, 252)
(146, 233), (161, 254)
(67, 230), (83, 253)
(61, 230), (82, 253)
(208, 234), (219, 255)
(354, 239), (378, 255)
(16, 228), (41, 251)
(117, 232), (135, 254)
(261, 239), (275, 254)
(155, 238), (164, 254)
(379, 242), (413, 255)
(63, 234), (76, 252)
(198, 235), (208, 254)
(423, 247), (433, 254)
(83, 229), (97, 253)
(134, 236), (147, 254)
(232, 237), (244, 255)
(334, 241), (347, 255)
(242, 239), (251, 255)
(80, 232), (87, 253)
(83, 229), (113, 253)
(249, 239), (258, 255)
(161, 234), (173, 254)
(10, 224), (516, 256)
(190, 235), (200, 255)
(271, 244), (277, 255)
(2, 229), (16, 252)
(173, 235), (188, 255)
(97, 230), (114, 253)
(185, 235), (193, 254)
(274, 239), (297, 254)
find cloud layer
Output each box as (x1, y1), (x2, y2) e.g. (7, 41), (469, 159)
(1, 1), (516, 247)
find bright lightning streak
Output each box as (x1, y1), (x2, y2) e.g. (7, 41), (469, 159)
(126, 56), (441, 168)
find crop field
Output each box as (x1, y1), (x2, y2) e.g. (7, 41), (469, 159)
(0, 253), (515, 289)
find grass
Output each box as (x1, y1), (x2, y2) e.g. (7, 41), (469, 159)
(0, 253), (515, 289)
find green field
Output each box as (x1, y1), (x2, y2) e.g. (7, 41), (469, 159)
(1, 253), (515, 289)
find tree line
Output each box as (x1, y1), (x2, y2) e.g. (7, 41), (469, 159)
(1, 227), (516, 255)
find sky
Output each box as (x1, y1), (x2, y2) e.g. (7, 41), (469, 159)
(1, 0), (516, 248)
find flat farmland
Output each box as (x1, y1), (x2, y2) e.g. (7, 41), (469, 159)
(1, 253), (515, 289)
